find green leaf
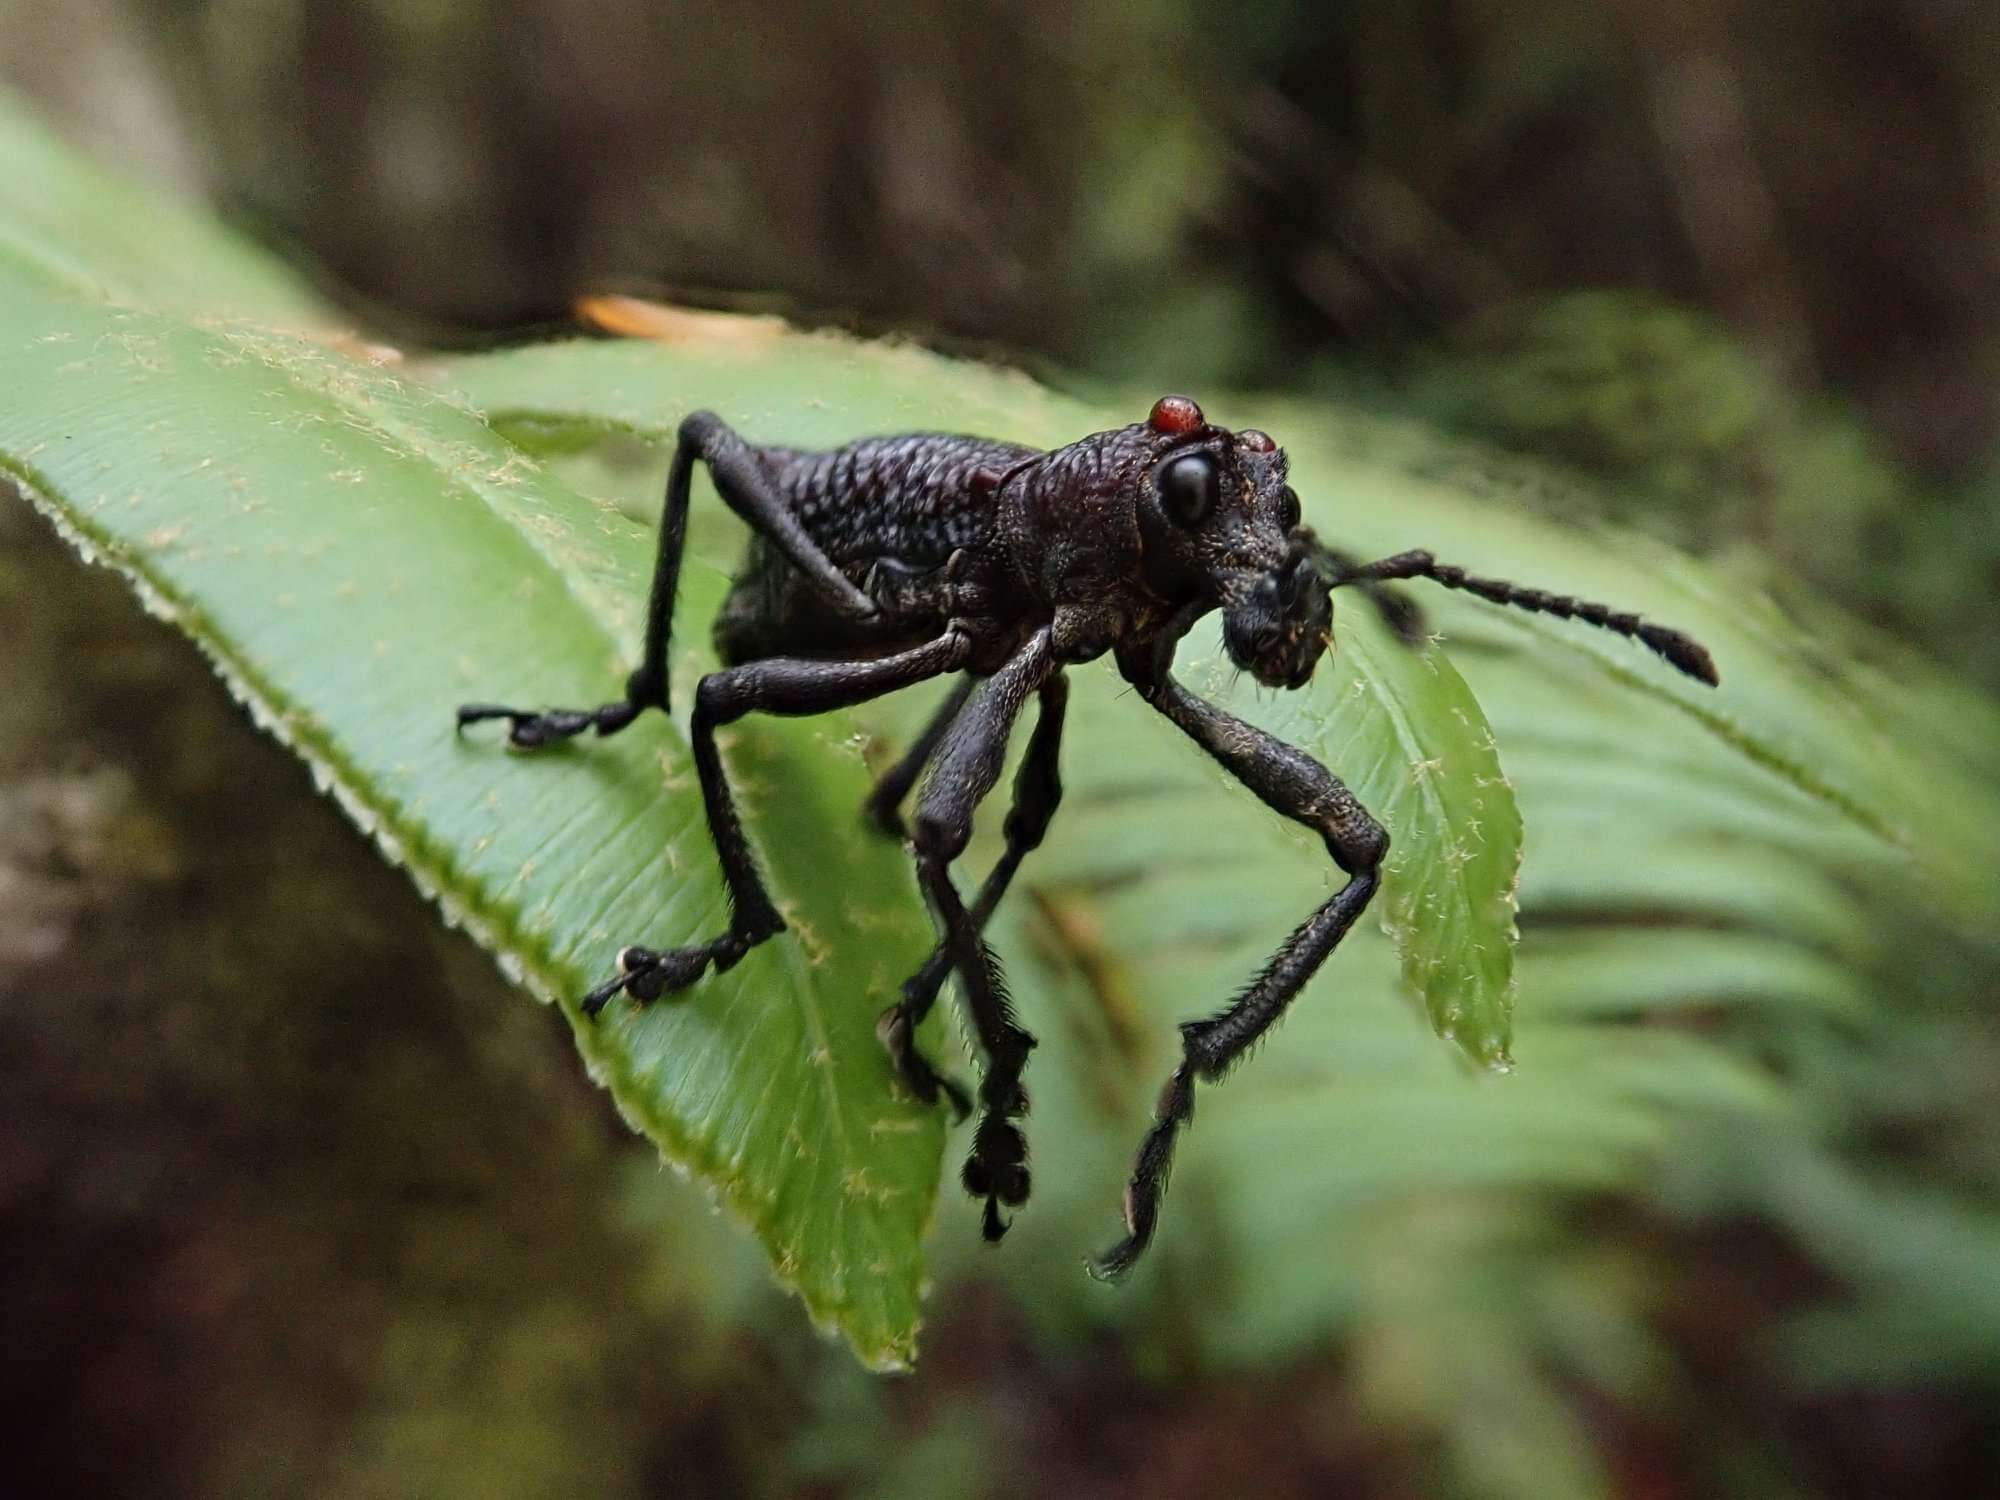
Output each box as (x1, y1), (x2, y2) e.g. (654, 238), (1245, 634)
(0, 273), (944, 1369)
(0, 93), (1533, 1358)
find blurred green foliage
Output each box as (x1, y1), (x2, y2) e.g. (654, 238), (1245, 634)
(1397, 292), (2000, 694)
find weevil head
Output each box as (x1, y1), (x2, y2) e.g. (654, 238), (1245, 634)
(1134, 396), (1331, 689)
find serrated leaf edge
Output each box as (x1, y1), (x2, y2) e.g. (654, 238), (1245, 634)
(3, 449), (926, 1373)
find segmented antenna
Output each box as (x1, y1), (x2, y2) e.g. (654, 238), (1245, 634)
(1323, 546), (1719, 686)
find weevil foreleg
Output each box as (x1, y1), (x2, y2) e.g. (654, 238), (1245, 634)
(1090, 660), (1386, 1281)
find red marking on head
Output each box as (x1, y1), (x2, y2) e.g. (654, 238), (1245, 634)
(1238, 428), (1276, 453)
(1148, 395), (1204, 435)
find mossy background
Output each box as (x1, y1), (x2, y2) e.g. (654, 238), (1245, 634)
(4, 3), (2000, 1497)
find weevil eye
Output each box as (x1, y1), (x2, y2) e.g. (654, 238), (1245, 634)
(1158, 452), (1220, 528)
(1277, 485), (1301, 531)
(1148, 395), (1205, 435)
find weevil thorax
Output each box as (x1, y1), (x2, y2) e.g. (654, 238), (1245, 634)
(994, 418), (1160, 613)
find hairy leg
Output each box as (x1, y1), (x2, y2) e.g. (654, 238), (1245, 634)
(1091, 657), (1387, 1280)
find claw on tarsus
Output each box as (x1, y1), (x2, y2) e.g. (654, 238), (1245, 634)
(580, 971), (630, 1019)
(579, 944), (708, 1019)
(454, 700), (642, 750)
(875, 1001), (975, 1120)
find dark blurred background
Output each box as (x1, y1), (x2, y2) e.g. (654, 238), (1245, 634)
(4, 2), (1999, 1496)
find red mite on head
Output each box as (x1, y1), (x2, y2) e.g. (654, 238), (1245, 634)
(460, 395), (1719, 1279)
(1147, 394), (1206, 435)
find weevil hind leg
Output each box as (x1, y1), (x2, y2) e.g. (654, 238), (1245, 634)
(457, 409), (889, 750)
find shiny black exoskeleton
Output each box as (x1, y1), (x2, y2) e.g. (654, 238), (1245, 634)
(458, 395), (1718, 1278)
